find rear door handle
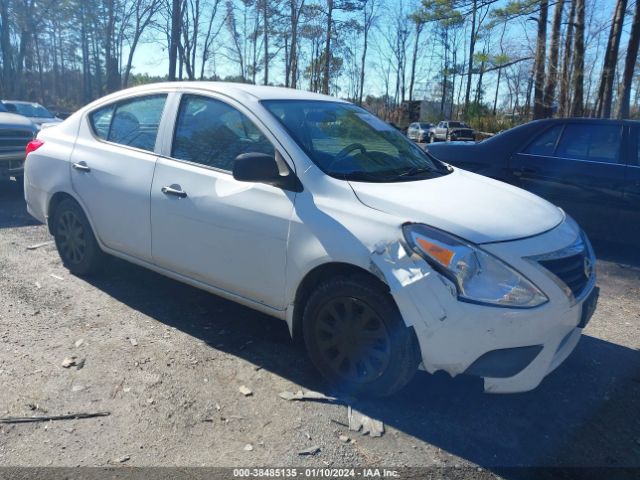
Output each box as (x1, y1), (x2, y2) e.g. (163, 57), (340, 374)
(161, 184), (187, 198)
(72, 161), (90, 172)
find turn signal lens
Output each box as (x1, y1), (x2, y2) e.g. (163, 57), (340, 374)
(416, 237), (454, 267)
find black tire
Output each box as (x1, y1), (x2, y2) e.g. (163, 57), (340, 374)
(52, 198), (104, 275)
(302, 275), (421, 398)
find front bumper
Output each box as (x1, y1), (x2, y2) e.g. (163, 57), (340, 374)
(373, 217), (597, 393)
(0, 155), (25, 180)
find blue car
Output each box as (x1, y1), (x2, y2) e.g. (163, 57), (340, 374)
(427, 118), (640, 243)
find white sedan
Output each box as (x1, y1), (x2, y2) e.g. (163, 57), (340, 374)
(23, 82), (598, 397)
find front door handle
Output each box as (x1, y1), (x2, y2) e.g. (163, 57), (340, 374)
(161, 184), (187, 198)
(72, 161), (90, 172)
(520, 167), (537, 175)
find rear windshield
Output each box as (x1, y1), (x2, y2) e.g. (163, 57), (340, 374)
(5, 102), (54, 118)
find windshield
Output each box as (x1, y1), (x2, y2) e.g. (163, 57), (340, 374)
(448, 121), (468, 128)
(419, 123), (432, 128)
(262, 100), (449, 182)
(5, 102), (54, 118)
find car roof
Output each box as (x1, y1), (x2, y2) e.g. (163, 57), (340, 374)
(97, 82), (347, 103)
(1, 100), (43, 105)
(519, 117), (640, 127)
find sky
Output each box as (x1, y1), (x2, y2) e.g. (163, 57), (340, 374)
(129, 0), (627, 105)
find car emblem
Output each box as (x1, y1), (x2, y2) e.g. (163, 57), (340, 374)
(584, 256), (593, 278)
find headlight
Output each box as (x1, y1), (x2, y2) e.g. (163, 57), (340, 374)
(403, 224), (548, 308)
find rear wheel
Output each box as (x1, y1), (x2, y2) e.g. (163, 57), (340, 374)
(303, 275), (421, 397)
(52, 198), (104, 275)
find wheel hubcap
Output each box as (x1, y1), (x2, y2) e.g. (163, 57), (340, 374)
(57, 211), (86, 265)
(314, 297), (391, 384)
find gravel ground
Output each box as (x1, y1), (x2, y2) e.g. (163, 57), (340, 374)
(1, 180), (639, 475)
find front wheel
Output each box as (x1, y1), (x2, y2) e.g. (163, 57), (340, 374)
(303, 276), (421, 397)
(52, 198), (104, 275)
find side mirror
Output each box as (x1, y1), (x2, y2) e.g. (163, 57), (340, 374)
(233, 152), (302, 192)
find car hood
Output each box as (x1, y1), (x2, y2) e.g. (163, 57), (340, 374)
(349, 168), (564, 244)
(30, 117), (62, 126)
(0, 112), (35, 130)
(426, 142), (481, 162)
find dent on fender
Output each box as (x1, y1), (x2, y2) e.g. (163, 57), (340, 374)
(369, 240), (449, 327)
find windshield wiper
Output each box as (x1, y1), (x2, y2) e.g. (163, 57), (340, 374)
(389, 165), (441, 180)
(336, 171), (396, 182)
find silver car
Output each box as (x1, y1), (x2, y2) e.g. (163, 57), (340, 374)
(407, 122), (434, 143)
(1, 100), (62, 128)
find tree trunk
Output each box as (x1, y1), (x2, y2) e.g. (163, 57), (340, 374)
(289, 1), (302, 89)
(80, 3), (92, 102)
(263, 0), (269, 85)
(533, 0), (548, 119)
(493, 21), (507, 116)
(440, 26), (448, 117)
(595, 0), (627, 118)
(358, 0), (373, 105)
(104, 0), (120, 93)
(543, 0), (564, 117)
(168, 0), (181, 81)
(570, 0), (585, 116)
(408, 20), (423, 102)
(559, 0), (576, 116)
(322, 0), (333, 94)
(0, 0), (13, 97)
(615, 0), (640, 118)
(464, 0), (477, 115)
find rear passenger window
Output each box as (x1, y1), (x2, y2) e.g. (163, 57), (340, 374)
(172, 95), (274, 171)
(108, 95), (166, 151)
(555, 124), (621, 163)
(89, 95), (167, 152)
(525, 125), (563, 156)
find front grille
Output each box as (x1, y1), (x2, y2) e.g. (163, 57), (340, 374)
(0, 128), (33, 153)
(538, 252), (589, 297)
(453, 129), (473, 137)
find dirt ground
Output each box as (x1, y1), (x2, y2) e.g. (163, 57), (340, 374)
(1, 180), (639, 476)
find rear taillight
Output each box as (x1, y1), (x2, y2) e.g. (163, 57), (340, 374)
(25, 139), (44, 157)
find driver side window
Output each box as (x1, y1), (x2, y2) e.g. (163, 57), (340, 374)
(172, 95), (274, 172)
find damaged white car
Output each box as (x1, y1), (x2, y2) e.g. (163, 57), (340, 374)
(24, 83), (598, 397)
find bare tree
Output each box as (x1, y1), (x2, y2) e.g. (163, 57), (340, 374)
(570, 0), (585, 116)
(122, 0), (162, 87)
(408, 12), (425, 102)
(532, 0), (548, 119)
(594, 0), (627, 118)
(543, 0), (564, 117)
(286, 0), (305, 88)
(168, 0), (181, 80)
(615, 0), (640, 119)
(358, 0), (377, 104)
(559, 0), (576, 116)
